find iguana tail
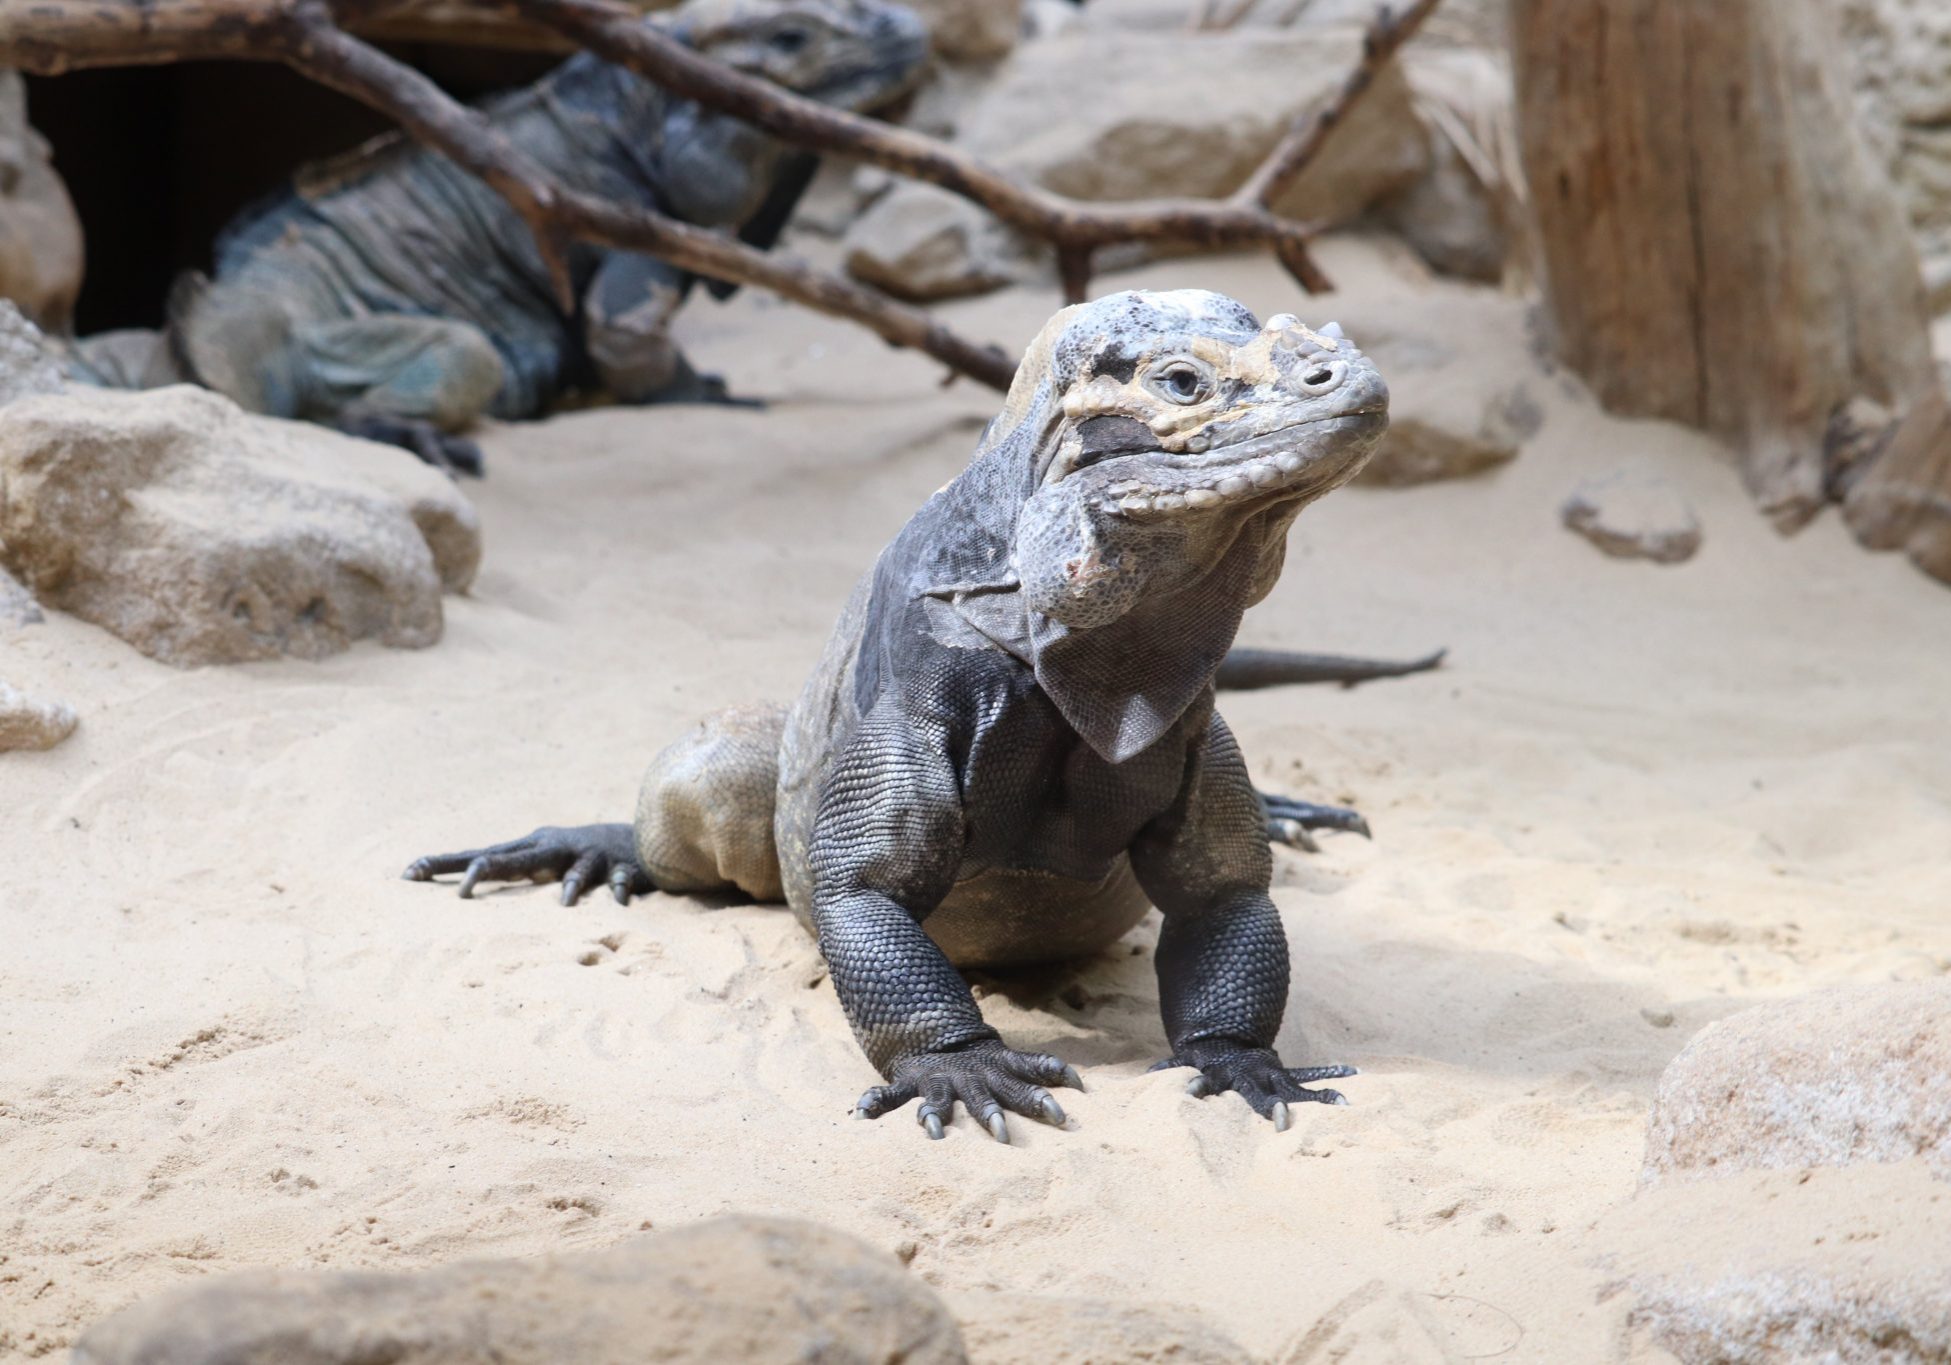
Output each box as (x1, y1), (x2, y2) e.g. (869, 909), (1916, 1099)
(1216, 647), (1447, 691)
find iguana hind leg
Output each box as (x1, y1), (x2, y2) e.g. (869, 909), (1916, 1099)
(403, 703), (785, 906)
(298, 315), (505, 473)
(1258, 789), (1372, 852)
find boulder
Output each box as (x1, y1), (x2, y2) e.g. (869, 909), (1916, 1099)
(1561, 472), (1703, 564)
(0, 73), (84, 333)
(72, 1216), (966, 1365)
(0, 297), (64, 406)
(1642, 982), (1951, 1186)
(0, 386), (481, 667)
(844, 25), (1427, 299)
(0, 679), (75, 751)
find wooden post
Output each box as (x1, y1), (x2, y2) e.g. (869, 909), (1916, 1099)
(1511, 0), (1951, 581)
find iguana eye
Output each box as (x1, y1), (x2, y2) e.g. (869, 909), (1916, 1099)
(769, 25), (810, 53)
(1149, 361), (1210, 406)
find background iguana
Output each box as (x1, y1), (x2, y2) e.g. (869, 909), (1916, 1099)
(73, 0), (929, 472)
(408, 290), (1434, 1139)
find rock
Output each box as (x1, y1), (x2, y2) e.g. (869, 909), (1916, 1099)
(844, 25), (1426, 300)
(947, 1292), (1251, 1364)
(1604, 1160), (1951, 1365)
(0, 73), (84, 333)
(0, 298), (65, 406)
(0, 679), (76, 751)
(1642, 982), (1951, 1186)
(0, 386), (481, 667)
(1347, 325), (1540, 486)
(1561, 472), (1702, 565)
(904, 0), (1024, 62)
(72, 1216), (966, 1365)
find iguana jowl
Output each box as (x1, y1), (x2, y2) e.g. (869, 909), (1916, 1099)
(104, 0), (928, 471)
(409, 291), (1432, 1138)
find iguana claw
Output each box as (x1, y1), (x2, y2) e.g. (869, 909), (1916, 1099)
(857, 1039), (1081, 1141)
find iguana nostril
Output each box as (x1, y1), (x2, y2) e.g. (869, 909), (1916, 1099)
(1304, 367), (1334, 386)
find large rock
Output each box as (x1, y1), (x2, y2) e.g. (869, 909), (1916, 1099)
(0, 386), (481, 667)
(72, 1217), (966, 1365)
(844, 25), (1427, 299)
(0, 679), (75, 751)
(1642, 982), (1951, 1186)
(0, 73), (84, 333)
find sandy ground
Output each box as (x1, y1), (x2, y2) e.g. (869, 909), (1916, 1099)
(4, 239), (1950, 1361)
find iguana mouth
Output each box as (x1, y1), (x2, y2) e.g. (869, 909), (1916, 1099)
(1078, 410), (1386, 519)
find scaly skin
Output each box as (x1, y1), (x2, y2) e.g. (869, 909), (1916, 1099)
(409, 291), (1426, 1140)
(112, 0), (928, 469)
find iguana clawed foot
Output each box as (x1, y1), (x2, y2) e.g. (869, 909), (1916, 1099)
(1258, 789), (1371, 852)
(1155, 1045), (1357, 1130)
(337, 413), (486, 478)
(402, 823), (652, 905)
(856, 1039), (1083, 1143)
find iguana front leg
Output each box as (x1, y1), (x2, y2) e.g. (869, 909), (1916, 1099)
(582, 253), (756, 407)
(1133, 712), (1357, 1130)
(812, 706), (1080, 1142)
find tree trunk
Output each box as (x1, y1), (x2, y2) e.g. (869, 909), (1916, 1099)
(1511, 0), (1951, 583)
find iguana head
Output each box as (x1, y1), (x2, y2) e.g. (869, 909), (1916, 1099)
(923, 290), (1390, 762)
(674, 0), (931, 113)
(1007, 290), (1388, 629)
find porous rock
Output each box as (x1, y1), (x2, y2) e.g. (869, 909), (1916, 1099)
(0, 386), (481, 667)
(844, 26), (1426, 299)
(1561, 471), (1702, 565)
(1642, 981), (1951, 1185)
(71, 1216), (966, 1365)
(0, 74), (84, 333)
(0, 679), (76, 751)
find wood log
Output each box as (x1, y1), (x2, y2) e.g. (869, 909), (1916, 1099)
(1511, 0), (1946, 545)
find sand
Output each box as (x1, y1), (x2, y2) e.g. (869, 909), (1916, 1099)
(4, 238), (1949, 1361)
